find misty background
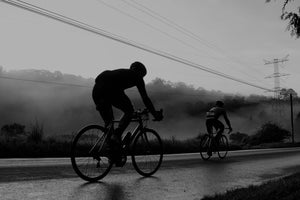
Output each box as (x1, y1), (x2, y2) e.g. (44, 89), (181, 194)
(0, 67), (299, 141)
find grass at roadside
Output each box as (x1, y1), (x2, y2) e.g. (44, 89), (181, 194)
(202, 172), (300, 200)
(0, 134), (299, 158)
(0, 139), (71, 158)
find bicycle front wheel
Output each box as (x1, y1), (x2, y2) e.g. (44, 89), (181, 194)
(200, 134), (212, 160)
(70, 125), (113, 182)
(217, 135), (228, 159)
(132, 128), (163, 177)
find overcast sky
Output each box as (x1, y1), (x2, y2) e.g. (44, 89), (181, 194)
(0, 0), (299, 96)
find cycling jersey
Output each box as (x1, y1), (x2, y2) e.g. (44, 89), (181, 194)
(206, 106), (226, 120)
(206, 105), (231, 135)
(92, 68), (157, 132)
(95, 69), (144, 92)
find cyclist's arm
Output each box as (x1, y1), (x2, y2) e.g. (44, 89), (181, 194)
(136, 79), (156, 115)
(223, 112), (232, 129)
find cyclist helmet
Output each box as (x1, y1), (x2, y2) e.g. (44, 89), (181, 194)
(130, 61), (147, 77)
(216, 100), (224, 107)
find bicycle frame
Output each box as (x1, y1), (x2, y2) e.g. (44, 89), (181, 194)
(71, 108), (163, 181)
(91, 111), (149, 154)
(208, 127), (231, 138)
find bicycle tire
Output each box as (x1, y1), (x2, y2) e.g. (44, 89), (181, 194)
(132, 128), (163, 177)
(217, 135), (228, 159)
(70, 124), (113, 182)
(199, 134), (212, 160)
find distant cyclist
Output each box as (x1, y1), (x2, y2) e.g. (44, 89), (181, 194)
(92, 61), (163, 165)
(206, 100), (232, 155)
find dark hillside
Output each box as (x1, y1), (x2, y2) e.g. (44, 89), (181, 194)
(0, 68), (298, 140)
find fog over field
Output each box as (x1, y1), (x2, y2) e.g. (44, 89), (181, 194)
(0, 68), (299, 140)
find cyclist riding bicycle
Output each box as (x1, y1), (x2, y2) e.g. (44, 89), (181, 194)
(206, 100), (232, 156)
(92, 61), (163, 165)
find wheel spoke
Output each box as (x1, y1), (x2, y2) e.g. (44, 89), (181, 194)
(71, 125), (113, 181)
(132, 129), (163, 176)
(200, 135), (211, 160)
(217, 135), (228, 159)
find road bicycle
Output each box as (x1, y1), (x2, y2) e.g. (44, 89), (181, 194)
(70, 108), (163, 182)
(199, 128), (231, 160)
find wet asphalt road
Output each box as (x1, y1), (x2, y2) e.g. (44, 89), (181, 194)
(0, 148), (300, 200)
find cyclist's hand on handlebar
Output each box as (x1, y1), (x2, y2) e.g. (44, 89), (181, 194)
(153, 109), (163, 121)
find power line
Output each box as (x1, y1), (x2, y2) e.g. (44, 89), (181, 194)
(104, 0), (223, 60)
(98, 0), (254, 81)
(1, 0), (274, 92)
(0, 75), (92, 88)
(126, 0), (222, 52)
(0, 75), (205, 97)
(0, 75), (260, 98)
(100, 0), (265, 85)
(96, 0), (213, 57)
(124, 0), (270, 86)
(98, 0), (241, 73)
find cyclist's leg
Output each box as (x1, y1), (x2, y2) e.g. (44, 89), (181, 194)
(96, 100), (113, 129)
(111, 92), (134, 138)
(205, 119), (214, 156)
(94, 99), (120, 163)
(214, 120), (224, 142)
(205, 119), (214, 135)
(92, 86), (118, 162)
(110, 92), (134, 166)
(92, 84), (114, 128)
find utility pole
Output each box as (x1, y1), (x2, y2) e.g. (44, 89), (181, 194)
(264, 55), (289, 123)
(290, 93), (294, 144)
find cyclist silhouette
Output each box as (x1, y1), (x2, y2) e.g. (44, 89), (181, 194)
(206, 100), (232, 155)
(92, 61), (163, 165)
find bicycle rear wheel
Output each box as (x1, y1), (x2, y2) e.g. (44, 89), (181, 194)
(71, 125), (113, 182)
(217, 135), (228, 159)
(132, 128), (163, 177)
(200, 134), (212, 160)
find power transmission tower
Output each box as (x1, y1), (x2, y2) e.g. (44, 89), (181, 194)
(264, 55), (289, 98)
(264, 55), (289, 124)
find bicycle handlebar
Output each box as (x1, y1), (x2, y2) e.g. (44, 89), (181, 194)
(133, 108), (163, 121)
(134, 108), (149, 115)
(131, 108), (149, 121)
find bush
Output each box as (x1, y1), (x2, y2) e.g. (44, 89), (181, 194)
(1, 123), (26, 137)
(229, 132), (250, 144)
(249, 122), (290, 145)
(0, 123), (26, 142)
(27, 120), (44, 143)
